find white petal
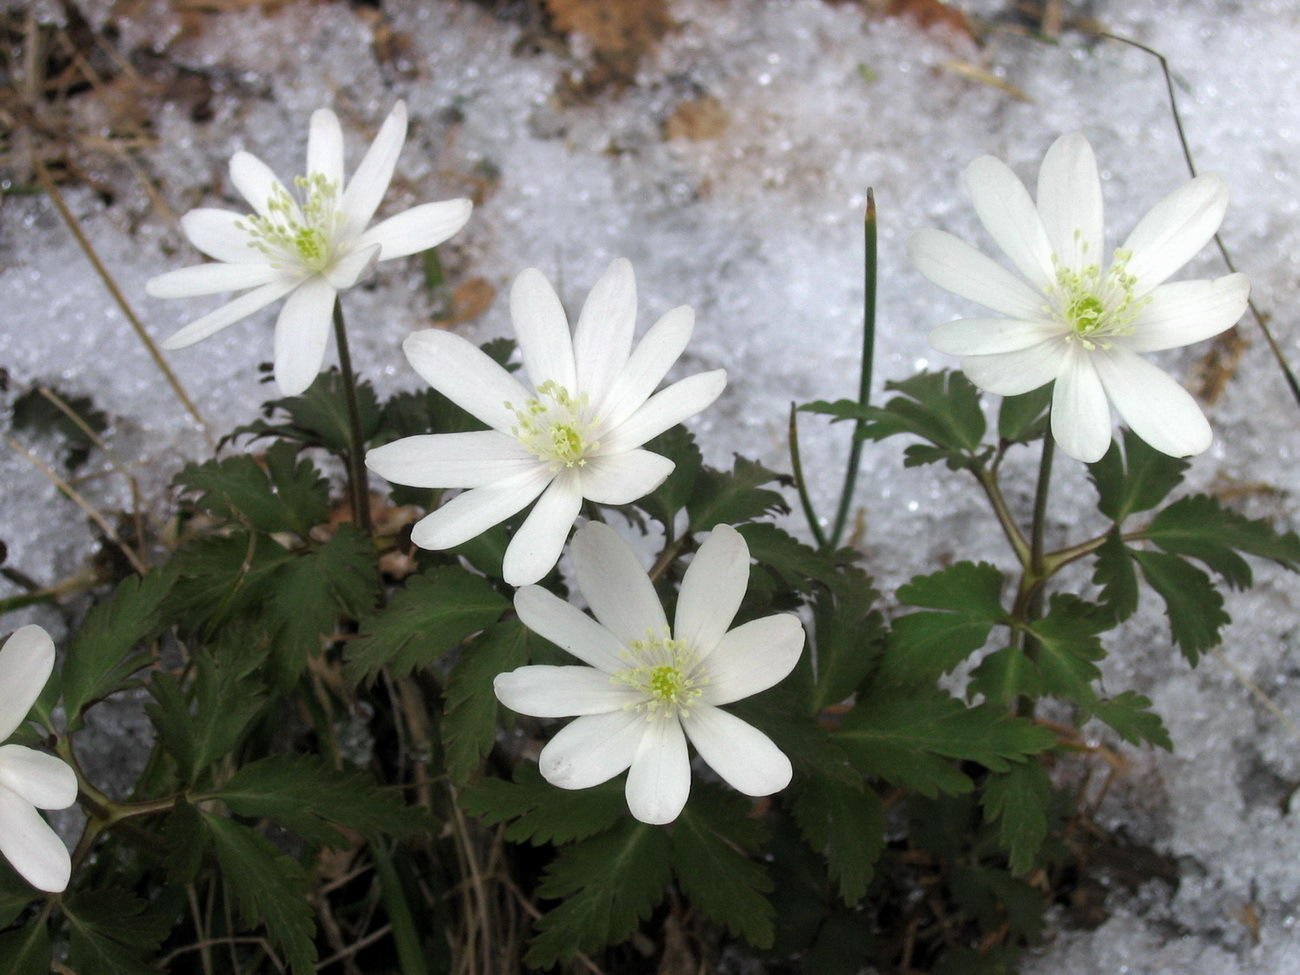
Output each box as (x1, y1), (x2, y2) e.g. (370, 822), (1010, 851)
(697, 614), (805, 705)
(0, 787), (70, 893)
(229, 151), (290, 218)
(509, 267), (577, 391)
(1093, 346), (1212, 458)
(306, 108), (344, 187)
(625, 716), (690, 824)
(570, 522), (669, 646)
(146, 262), (281, 299)
(0, 746), (77, 810)
(366, 431), (536, 489)
(1050, 345), (1112, 463)
(600, 370), (726, 454)
(964, 155), (1056, 292)
(180, 208), (263, 264)
(675, 525), (750, 657)
(494, 666), (641, 717)
(514, 586), (628, 673)
(502, 474), (584, 586)
(573, 258), (637, 410)
(356, 200), (473, 262)
(577, 450), (674, 506)
(161, 278), (300, 349)
(403, 329), (533, 434)
(0, 626), (54, 742)
(1119, 274), (1250, 353)
(908, 229), (1047, 319)
(681, 705), (791, 797)
(960, 337), (1068, 396)
(1121, 175), (1229, 294)
(273, 277), (336, 396)
(538, 710), (646, 790)
(324, 243), (380, 291)
(340, 101), (407, 239)
(409, 467), (550, 550)
(596, 305), (695, 430)
(1036, 131), (1103, 274)
(929, 317), (1067, 356)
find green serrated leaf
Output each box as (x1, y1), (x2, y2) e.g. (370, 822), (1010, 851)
(202, 813), (316, 974)
(883, 562), (1006, 685)
(731, 692), (861, 787)
(1132, 550), (1229, 663)
(737, 522), (869, 603)
(442, 620), (530, 784)
(0, 922), (49, 975)
(1022, 594), (1107, 703)
(527, 819), (672, 967)
(950, 864), (1044, 941)
(264, 525), (379, 687)
(64, 889), (170, 975)
(212, 756), (422, 846)
(1092, 528), (1138, 620)
(176, 441), (329, 536)
(689, 456), (790, 530)
(1087, 427), (1188, 523)
(790, 777), (884, 904)
(809, 581), (888, 712)
(461, 763), (625, 845)
(997, 384), (1053, 444)
(1144, 494), (1300, 588)
(166, 531), (296, 633)
(227, 369), (382, 456)
(968, 647), (1043, 707)
(634, 425), (702, 528)
(836, 687), (1055, 797)
(11, 386), (108, 472)
(63, 566), (176, 723)
(671, 790), (775, 946)
(0, 863), (36, 929)
(163, 800), (207, 884)
(982, 762), (1051, 875)
(346, 565), (507, 680)
(1088, 691), (1173, 750)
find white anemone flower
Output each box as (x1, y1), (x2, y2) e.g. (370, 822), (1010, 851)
(495, 522), (802, 825)
(0, 626), (78, 893)
(910, 131), (1250, 463)
(146, 101), (473, 396)
(366, 259), (727, 586)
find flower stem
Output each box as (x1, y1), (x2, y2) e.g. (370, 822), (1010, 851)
(973, 463), (1030, 567)
(1028, 429), (1055, 583)
(1013, 430), (1056, 716)
(828, 190), (878, 550)
(332, 302), (374, 535)
(788, 403), (829, 550)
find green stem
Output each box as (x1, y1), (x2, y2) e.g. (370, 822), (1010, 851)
(788, 403), (829, 550)
(1014, 430), (1056, 717)
(332, 302), (374, 535)
(371, 838), (429, 975)
(828, 190), (878, 550)
(1028, 430), (1055, 584)
(973, 464), (1030, 567)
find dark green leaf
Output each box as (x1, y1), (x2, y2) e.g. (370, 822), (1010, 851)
(202, 814), (316, 974)
(213, 756), (422, 845)
(527, 819), (672, 967)
(731, 692), (861, 787)
(0, 863), (36, 928)
(1132, 550), (1229, 663)
(688, 456), (790, 530)
(737, 522), (870, 602)
(0, 923), (49, 975)
(801, 911), (875, 975)
(982, 762), (1051, 875)
(163, 800), (207, 883)
(11, 386), (107, 471)
(1023, 594), (1107, 703)
(634, 425), (702, 528)
(790, 777), (884, 904)
(882, 562), (1006, 685)
(809, 581), (888, 712)
(346, 565), (507, 680)
(1087, 427), (1188, 523)
(63, 566), (175, 722)
(1092, 528), (1138, 620)
(968, 647), (1042, 706)
(1144, 494), (1300, 588)
(950, 864), (1044, 941)
(1088, 691), (1173, 750)
(461, 763), (625, 845)
(442, 620), (530, 784)
(227, 369), (381, 456)
(166, 531), (295, 632)
(64, 890), (170, 975)
(176, 441), (329, 536)
(997, 384), (1053, 444)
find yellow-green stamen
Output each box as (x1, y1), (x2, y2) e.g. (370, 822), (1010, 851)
(1053, 248), (1146, 351)
(509, 380), (599, 469)
(614, 634), (701, 715)
(240, 173), (341, 273)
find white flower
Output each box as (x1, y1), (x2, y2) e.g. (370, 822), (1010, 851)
(494, 522), (802, 825)
(910, 131), (1250, 463)
(146, 102), (473, 396)
(366, 259), (727, 586)
(0, 626), (78, 893)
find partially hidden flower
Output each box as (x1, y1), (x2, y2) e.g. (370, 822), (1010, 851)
(910, 131), (1249, 463)
(0, 626), (77, 893)
(366, 258), (727, 586)
(495, 522), (802, 825)
(147, 101), (472, 396)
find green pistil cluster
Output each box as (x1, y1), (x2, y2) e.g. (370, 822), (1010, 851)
(510, 380), (599, 469)
(240, 173), (341, 272)
(615, 635), (701, 716)
(1053, 248), (1145, 351)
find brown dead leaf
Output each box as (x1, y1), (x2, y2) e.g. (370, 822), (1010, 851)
(1195, 325), (1249, 403)
(545, 0), (673, 85)
(435, 277), (498, 328)
(664, 94), (729, 142)
(887, 0), (974, 42)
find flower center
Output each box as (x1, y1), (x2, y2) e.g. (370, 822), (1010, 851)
(509, 380), (600, 469)
(1052, 250), (1146, 351)
(240, 173), (341, 273)
(613, 634), (701, 716)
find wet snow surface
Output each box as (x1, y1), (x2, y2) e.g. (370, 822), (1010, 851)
(3, 0), (1299, 970)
